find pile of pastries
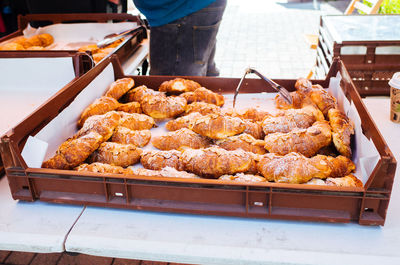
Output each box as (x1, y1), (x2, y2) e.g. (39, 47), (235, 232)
(78, 38), (124, 64)
(0, 33), (54, 50)
(42, 77), (362, 188)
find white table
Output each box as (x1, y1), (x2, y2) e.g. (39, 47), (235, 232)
(1, 93), (399, 264)
(64, 97), (400, 265)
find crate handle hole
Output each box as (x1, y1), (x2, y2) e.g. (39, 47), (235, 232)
(115, 192), (124, 197)
(364, 208), (374, 213)
(22, 186), (29, 190)
(253, 201), (264, 207)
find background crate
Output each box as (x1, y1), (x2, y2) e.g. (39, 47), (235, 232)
(315, 15), (400, 97)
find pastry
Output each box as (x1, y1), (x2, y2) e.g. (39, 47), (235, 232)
(152, 128), (211, 150)
(141, 94), (187, 119)
(88, 142), (142, 167)
(190, 113), (245, 139)
(180, 87), (224, 106)
(215, 133), (266, 154)
(78, 96), (120, 127)
(105, 77), (135, 100)
(159, 78), (201, 93)
(111, 126), (151, 147)
(141, 150), (183, 170)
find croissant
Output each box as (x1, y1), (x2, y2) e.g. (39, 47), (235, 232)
(118, 112), (155, 130)
(326, 174), (363, 187)
(133, 167), (200, 179)
(0, 42), (25, 50)
(78, 44), (99, 53)
(180, 147), (255, 178)
(190, 113), (246, 139)
(275, 91), (304, 110)
(105, 78), (135, 100)
(261, 105), (321, 135)
(88, 142), (142, 167)
(328, 108), (354, 158)
(222, 108), (270, 122)
(185, 102), (221, 116)
(159, 78), (201, 93)
(76, 111), (121, 141)
(180, 87), (224, 106)
(215, 133), (266, 154)
(242, 120), (264, 140)
(75, 162), (134, 174)
(78, 96), (120, 127)
(264, 121), (332, 157)
(165, 112), (203, 131)
(124, 85), (166, 103)
(141, 94), (187, 119)
(42, 131), (103, 169)
(152, 128), (211, 150)
(111, 126), (151, 147)
(219, 173), (267, 183)
(116, 102), (142, 114)
(257, 152), (354, 184)
(141, 150), (183, 171)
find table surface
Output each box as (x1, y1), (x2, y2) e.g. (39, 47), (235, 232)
(0, 86), (399, 265)
(323, 15), (400, 42)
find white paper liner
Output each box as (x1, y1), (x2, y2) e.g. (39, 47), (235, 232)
(22, 70), (380, 185)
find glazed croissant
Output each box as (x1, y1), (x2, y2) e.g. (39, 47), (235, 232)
(242, 119), (265, 139)
(116, 102), (142, 114)
(124, 85), (166, 103)
(159, 78), (201, 93)
(105, 78), (135, 100)
(78, 96), (120, 127)
(185, 102), (221, 116)
(189, 113), (246, 139)
(328, 108), (354, 158)
(75, 162), (134, 174)
(264, 121), (332, 157)
(118, 112), (155, 130)
(88, 142), (142, 167)
(215, 133), (266, 154)
(180, 87), (225, 106)
(180, 147), (255, 178)
(165, 112), (203, 131)
(257, 152), (355, 184)
(42, 131), (103, 170)
(261, 105), (322, 135)
(141, 94), (187, 119)
(111, 126), (151, 147)
(140, 150), (183, 171)
(152, 128), (211, 150)
(76, 111), (121, 141)
(219, 173), (267, 183)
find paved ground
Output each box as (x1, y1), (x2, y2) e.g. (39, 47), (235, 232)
(215, 0), (350, 78)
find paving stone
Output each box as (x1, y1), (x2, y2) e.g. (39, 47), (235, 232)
(112, 258), (141, 265)
(4, 252), (36, 265)
(30, 253), (62, 265)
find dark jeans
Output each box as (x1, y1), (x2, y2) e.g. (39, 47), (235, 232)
(149, 0), (227, 76)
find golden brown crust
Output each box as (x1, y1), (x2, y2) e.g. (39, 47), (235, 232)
(118, 112), (155, 130)
(78, 96), (120, 127)
(0, 42), (25, 50)
(215, 133), (266, 154)
(124, 85), (166, 103)
(105, 78), (135, 100)
(78, 44), (99, 53)
(261, 106), (318, 135)
(42, 131), (103, 169)
(165, 112), (203, 131)
(219, 173), (267, 183)
(37, 33), (54, 47)
(310, 154), (355, 178)
(111, 126), (151, 147)
(132, 167), (200, 179)
(88, 142), (142, 167)
(326, 174), (363, 188)
(180, 87), (224, 106)
(264, 121), (332, 157)
(76, 111), (121, 141)
(275, 91), (304, 110)
(190, 113), (246, 139)
(222, 108), (270, 123)
(185, 102), (221, 116)
(75, 162), (134, 174)
(116, 102), (142, 114)
(152, 128), (211, 150)
(141, 150), (183, 171)
(141, 94), (187, 119)
(242, 120), (264, 139)
(328, 108), (354, 158)
(159, 78), (201, 93)
(180, 147), (254, 178)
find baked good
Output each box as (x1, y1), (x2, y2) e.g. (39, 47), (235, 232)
(328, 108), (354, 158)
(116, 102), (142, 114)
(111, 126), (151, 147)
(190, 113), (245, 139)
(152, 128), (211, 150)
(124, 85), (166, 103)
(219, 173), (267, 182)
(185, 102), (221, 116)
(222, 108), (270, 122)
(141, 94), (187, 119)
(215, 133), (266, 154)
(165, 112), (203, 131)
(105, 77), (135, 100)
(180, 87), (224, 106)
(88, 142), (142, 167)
(76, 111), (121, 141)
(78, 96), (120, 127)
(75, 162), (134, 174)
(159, 78), (201, 93)
(140, 150), (183, 170)
(118, 112), (155, 130)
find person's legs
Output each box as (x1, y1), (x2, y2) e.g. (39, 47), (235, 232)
(149, 0), (226, 76)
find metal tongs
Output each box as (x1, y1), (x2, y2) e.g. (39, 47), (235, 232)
(96, 26), (145, 48)
(233, 67), (293, 108)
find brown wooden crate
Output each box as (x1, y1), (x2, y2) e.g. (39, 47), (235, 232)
(4, 252), (35, 265)
(30, 253), (62, 265)
(112, 258), (141, 265)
